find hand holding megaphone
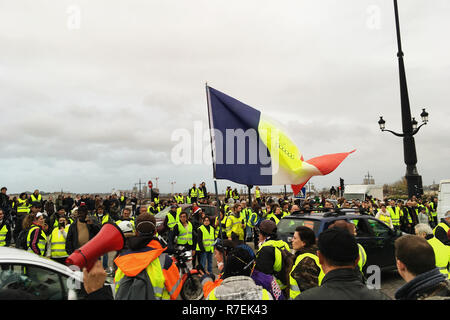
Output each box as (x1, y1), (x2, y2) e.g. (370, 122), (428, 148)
(66, 223), (125, 271)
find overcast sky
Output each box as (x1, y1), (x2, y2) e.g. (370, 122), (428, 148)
(1, 0), (449, 195)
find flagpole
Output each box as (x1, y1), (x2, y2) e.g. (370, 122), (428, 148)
(205, 83), (223, 240)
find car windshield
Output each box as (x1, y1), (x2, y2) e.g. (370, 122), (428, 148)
(277, 218), (320, 235)
(154, 207), (170, 219)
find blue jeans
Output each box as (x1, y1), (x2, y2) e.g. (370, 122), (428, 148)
(199, 251), (213, 274)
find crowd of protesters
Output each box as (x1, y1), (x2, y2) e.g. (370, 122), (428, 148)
(0, 184), (448, 301)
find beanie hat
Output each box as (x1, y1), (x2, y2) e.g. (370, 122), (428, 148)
(318, 228), (358, 264)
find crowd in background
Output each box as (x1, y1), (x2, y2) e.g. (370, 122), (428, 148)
(0, 183), (448, 301)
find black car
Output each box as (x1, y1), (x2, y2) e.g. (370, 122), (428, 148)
(276, 209), (404, 272)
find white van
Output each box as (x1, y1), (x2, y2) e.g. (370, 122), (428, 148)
(343, 184), (384, 201)
(437, 179), (450, 221)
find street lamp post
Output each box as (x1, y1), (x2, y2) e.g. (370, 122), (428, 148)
(377, 0), (429, 198)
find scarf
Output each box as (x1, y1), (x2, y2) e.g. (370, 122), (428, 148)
(395, 268), (447, 300)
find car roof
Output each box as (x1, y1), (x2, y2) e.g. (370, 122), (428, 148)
(0, 247), (82, 281)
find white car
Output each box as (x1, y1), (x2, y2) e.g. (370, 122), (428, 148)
(0, 247), (114, 300)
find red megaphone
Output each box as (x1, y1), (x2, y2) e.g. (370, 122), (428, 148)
(66, 223), (125, 271)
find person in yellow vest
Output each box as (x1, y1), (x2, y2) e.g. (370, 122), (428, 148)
(255, 186), (262, 205)
(168, 211), (194, 254)
(0, 209), (12, 247)
(119, 193), (127, 211)
(115, 208), (136, 236)
(254, 220), (292, 295)
(30, 190), (43, 208)
(23, 212), (48, 256)
(162, 205), (179, 236)
(50, 208), (74, 230)
(415, 223), (449, 278)
(290, 226), (324, 299)
(113, 214), (182, 300)
(387, 200), (401, 230)
(266, 205), (288, 225)
(376, 204), (394, 229)
(394, 235), (450, 300)
(94, 205), (114, 225)
(296, 228), (390, 300)
(214, 208), (228, 240)
(225, 187), (233, 203)
(14, 193), (30, 242)
(189, 184), (198, 204)
(225, 204), (245, 241)
(330, 220), (367, 275)
(147, 201), (160, 215)
(47, 216), (70, 264)
(196, 216), (215, 274)
(232, 188), (240, 201)
(198, 182), (207, 203)
(433, 211), (450, 245)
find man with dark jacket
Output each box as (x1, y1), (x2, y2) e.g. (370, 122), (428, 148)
(65, 206), (101, 255)
(0, 187), (10, 217)
(63, 194), (74, 215)
(433, 211), (450, 245)
(394, 234), (450, 300)
(0, 209), (12, 247)
(296, 228), (390, 300)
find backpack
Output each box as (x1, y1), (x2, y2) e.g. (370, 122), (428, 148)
(277, 245), (295, 286)
(115, 269), (156, 300)
(16, 228), (29, 250)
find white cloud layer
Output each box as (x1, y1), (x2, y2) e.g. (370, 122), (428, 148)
(0, 0), (449, 194)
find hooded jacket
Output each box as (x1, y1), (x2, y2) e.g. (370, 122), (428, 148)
(114, 237), (181, 300)
(206, 276), (272, 300)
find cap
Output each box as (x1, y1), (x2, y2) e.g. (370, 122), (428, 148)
(444, 211), (450, 218)
(318, 228), (358, 264)
(170, 205), (178, 209)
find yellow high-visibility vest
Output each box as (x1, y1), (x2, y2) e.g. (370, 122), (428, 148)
(196, 225), (215, 252)
(427, 237), (449, 277)
(289, 252), (324, 299)
(49, 225), (70, 258)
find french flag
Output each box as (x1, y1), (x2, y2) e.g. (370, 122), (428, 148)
(206, 86), (355, 195)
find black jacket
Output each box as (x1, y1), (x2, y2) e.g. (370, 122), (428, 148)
(0, 220), (12, 247)
(295, 268), (391, 300)
(65, 219), (101, 255)
(0, 193), (10, 211)
(434, 219), (450, 245)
